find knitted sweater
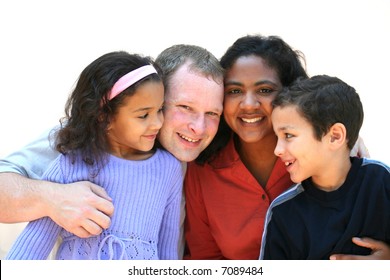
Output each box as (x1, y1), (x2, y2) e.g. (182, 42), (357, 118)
(6, 149), (183, 260)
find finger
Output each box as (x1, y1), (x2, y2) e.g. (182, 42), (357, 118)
(92, 195), (115, 219)
(86, 183), (115, 217)
(81, 218), (105, 236)
(330, 254), (369, 260)
(86, 208), (112, 231)
(72, 226), (94, 239)
(90, 183), (113, 201)
(351, 237), (377, 249)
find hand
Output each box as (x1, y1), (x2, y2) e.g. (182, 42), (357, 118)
(350, 135), (370, 158)
(330, 237), (390, 260)
(46, 181), (114, 238)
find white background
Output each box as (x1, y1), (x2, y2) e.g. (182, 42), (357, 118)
(1, 0), (389, 164)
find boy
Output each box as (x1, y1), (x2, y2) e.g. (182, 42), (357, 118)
(259, 75), (390, 260)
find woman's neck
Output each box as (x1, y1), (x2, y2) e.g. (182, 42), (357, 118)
(234, 134), (278, 187)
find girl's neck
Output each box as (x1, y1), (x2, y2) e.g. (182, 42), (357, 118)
(107, 147), (156, 161)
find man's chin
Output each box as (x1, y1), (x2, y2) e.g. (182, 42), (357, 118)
(174, 153), (200, 163)
(168, 149), (201, 162)
(159, 137), (204, 162)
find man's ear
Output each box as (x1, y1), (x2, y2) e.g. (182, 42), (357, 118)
(328, 122), (347, 149)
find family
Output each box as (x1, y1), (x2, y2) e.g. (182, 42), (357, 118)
(1, 34), (389, 260)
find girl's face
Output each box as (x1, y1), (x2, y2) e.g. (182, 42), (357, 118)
(106, 81), (164, 160)
(223, 55), (282, 143)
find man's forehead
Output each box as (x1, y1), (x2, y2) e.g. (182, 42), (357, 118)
(165, 92), (194, 103)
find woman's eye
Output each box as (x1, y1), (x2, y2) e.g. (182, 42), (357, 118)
(286, 133), (293, 139)
(257, 88), (274, 95)
(226, 88), (241, 95)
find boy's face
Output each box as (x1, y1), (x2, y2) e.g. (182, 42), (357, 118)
(272, 105), (330, 184)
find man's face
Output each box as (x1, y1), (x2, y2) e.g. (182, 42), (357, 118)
(158, 64), (224, 162)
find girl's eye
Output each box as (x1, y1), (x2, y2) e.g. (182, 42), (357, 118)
(139, 113), (148, 119)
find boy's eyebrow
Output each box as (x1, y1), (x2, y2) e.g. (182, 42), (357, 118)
(275, 125), (294, 132)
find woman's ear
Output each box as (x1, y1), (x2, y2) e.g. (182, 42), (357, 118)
(328, 122), (347, 149)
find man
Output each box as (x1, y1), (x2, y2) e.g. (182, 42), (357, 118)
(0, 44), (224, 239)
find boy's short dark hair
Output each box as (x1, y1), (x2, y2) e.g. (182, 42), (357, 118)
(272, 75), (364, 150)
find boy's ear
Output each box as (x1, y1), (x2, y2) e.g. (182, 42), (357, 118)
(328, 122), (347, 148)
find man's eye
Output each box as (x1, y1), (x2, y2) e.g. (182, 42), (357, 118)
(179, 105), (191, 110)
(206, 111), (220, 117)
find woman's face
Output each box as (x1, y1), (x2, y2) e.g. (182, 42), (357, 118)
(223, 55), (282, 143)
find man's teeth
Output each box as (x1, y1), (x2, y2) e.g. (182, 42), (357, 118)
(285, 161), (293, 166)
(241, 117), (263, 123)
(179, 134), (199, 143)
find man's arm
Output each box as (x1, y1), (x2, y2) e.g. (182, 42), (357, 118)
(0, 128), (114, 237)
(350, 135), (370, 158)
(0, 173), (113, 237)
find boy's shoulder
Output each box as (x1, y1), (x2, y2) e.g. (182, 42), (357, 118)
(357, 157), (390, 189)
(269, 183), (304, 209)
(361, 157), (390, 172)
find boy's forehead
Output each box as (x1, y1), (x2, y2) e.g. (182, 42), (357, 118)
(272, 105), (307, 129)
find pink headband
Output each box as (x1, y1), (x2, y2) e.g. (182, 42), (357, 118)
(108, 65), (157, 100)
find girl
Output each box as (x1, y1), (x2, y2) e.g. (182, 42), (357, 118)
(6, 51), (183, 260)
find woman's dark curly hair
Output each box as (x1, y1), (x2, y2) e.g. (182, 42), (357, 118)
(53, 51), (162, 172)
(196, 34), (308, 164)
